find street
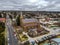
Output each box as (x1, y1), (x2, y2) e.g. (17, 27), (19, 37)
(6, 15), (19, 45)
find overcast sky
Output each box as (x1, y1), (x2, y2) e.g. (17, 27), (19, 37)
(0, 0), (60, 11)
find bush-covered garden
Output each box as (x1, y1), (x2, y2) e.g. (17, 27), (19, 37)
(0, 22), (5, 45)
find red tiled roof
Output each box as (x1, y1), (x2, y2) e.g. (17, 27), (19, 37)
(0, 18), (6, 21)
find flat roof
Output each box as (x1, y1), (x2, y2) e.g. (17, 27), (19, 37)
(51, 38), (60, 43)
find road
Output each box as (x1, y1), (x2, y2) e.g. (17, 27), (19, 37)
(6, 15), (19, 45)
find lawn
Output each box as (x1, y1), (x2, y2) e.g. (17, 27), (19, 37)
(19, 34), (28, 42)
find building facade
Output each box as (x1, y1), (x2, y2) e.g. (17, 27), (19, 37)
(20, 14), (40, 32)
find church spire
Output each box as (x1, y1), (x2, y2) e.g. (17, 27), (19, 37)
(20, 11), (23, 19)
(20, 12), (23, 27)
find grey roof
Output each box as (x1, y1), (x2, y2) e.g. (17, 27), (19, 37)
(51, 38), (60, 43)
(22, 18), (38, 23)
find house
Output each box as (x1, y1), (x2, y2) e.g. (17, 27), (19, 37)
(0, 18), (6, 22)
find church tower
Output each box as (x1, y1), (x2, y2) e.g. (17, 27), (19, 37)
(20, 12), (23, 27)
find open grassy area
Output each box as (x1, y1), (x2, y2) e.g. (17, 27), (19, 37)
(19, 34), (28, 42)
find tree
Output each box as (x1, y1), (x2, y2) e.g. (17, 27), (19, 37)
(0, 22), (5, 45)
(24, 41), (30, 45)
(16, 15), (20, 26)
(0, 14), (2, 18)
(0, 34), (5, 45)
(9, 15), (12, 19)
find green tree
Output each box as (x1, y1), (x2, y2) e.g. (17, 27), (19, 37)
(16, 15), (20, 26)
(24, 41), (30, 45)
(9, 15), (12, 19)
(0, 22), (5, 45)
(0, 34), (5, 45)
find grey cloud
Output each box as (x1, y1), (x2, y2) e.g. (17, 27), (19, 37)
(0, 0), (60, 11)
